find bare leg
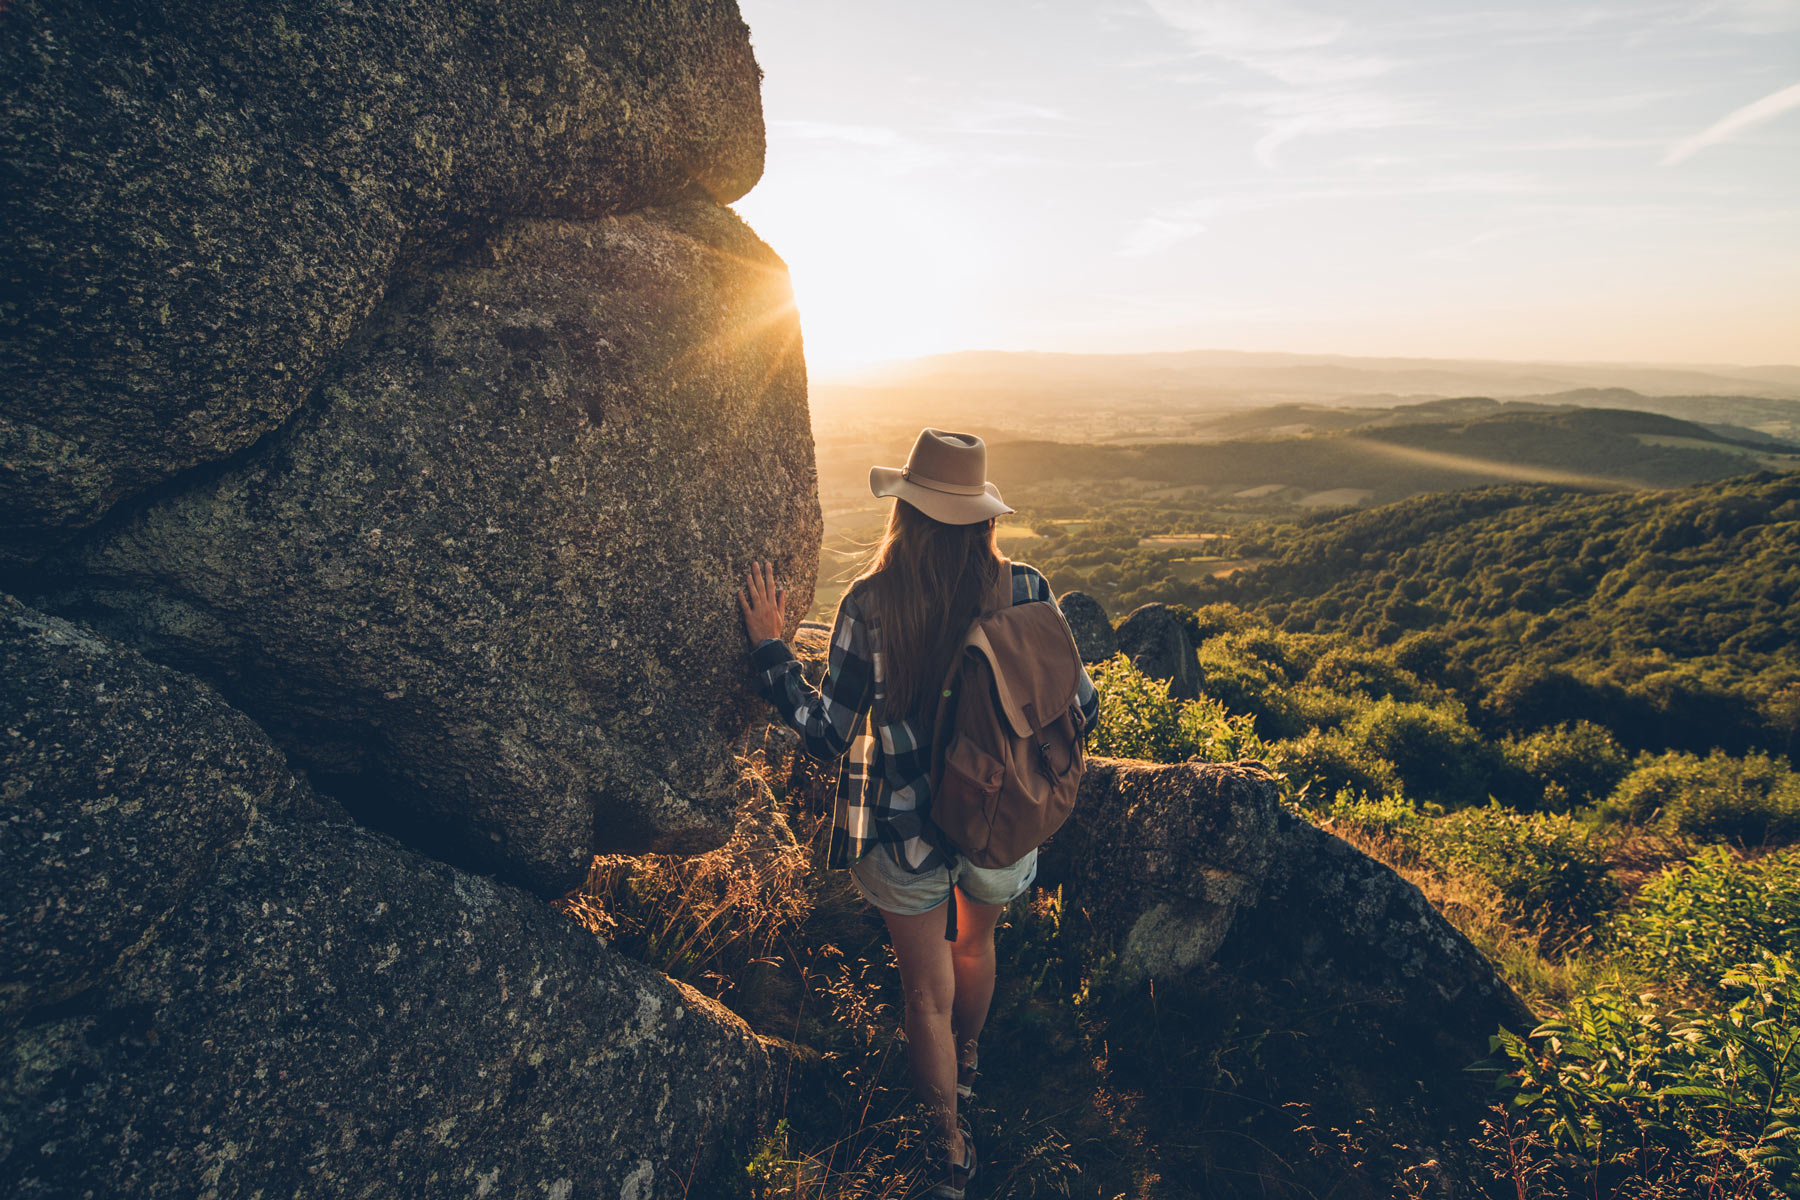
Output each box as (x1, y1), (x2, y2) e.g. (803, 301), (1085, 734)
(950, 887), (1005, 1072)
(877, 903), (964, 1160)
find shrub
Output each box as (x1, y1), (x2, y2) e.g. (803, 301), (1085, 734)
(1089, 653), (1266, 764)
(1422, 805), (1621, 931)
(1185, 601), (1261, 643)
(1610, 845), (1800, 997)
(1340, 696), (1508, 809)
(1284, 683), (1358, 731)
(1307, 644), (1428, 702)
(1270, 730), (1402, 810)
(1206, 626), (1317, 679)
(1602, 749), (1800, 844)
(1195, 641), (1305, 739)
(1502, 720), (1631, 812)
(1323, 792), (1430, 845)
(1480, 953), (1800, 1197)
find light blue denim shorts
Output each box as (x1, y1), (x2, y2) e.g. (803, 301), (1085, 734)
(849, 845), (1039, 916)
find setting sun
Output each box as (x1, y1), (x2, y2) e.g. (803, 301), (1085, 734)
(737, 0), (1798, 373)
(735, 152), (988, 372)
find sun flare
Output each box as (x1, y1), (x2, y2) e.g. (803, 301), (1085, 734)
(734, 172), (987, 374)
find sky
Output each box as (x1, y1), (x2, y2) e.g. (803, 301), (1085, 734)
(730, 0), (1799, 374)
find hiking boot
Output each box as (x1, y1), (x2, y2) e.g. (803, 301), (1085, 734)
(956, 1048), (980, 1101)
(928, 1127), (976, 1200)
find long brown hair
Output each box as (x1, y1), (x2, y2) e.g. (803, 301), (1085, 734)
(847, 499), (1001, 723)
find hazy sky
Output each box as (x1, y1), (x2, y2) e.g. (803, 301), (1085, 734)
(731, 1), (1798, 373)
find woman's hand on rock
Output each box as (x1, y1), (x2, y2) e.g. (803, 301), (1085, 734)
(738, 560), (786, 646)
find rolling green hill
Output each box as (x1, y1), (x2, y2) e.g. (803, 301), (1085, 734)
(1188, 470), (1800, 761)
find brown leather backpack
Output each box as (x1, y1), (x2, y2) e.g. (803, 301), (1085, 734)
(927, 556), (1089, 877)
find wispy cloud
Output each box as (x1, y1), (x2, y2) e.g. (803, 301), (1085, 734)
(1223, 86), (1423, 167)
(766, 119), (951, 175)
(1662, 80), (1800, 164)
(1142, 0), (1416, 164)
(945, 99), (1080, 136)
(1121, 216), (1209, 256)
(1141, 0), (1392, 85)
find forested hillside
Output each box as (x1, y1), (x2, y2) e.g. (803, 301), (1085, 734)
(1181, 471), (1800, 763)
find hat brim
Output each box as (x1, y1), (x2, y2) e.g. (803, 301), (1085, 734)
(870, 466), (1014, 525)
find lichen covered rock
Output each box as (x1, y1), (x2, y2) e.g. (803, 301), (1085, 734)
(0, 812), (775, 1198)
(0, 0), (765, 562)
(1114, 602), (1203, 699)
(1057, 590), (1118, 664)
(41, 202), (819, 897)
(0, 593), (326, 1026)
(1043, 757), (1533, 1138)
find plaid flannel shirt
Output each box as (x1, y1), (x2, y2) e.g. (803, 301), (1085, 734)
(751, 561), (1101, 874)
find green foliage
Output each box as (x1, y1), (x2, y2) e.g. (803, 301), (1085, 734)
(1324, 792), (1432, 842)
(1088, 653), (1267, 764)
(1273, 730), (1404, 809)
(1306, 643), (1430, 703)
(1611, 847), (1800, 997)
(1189, 472), (1800, 763)
(1602, 749), (1800, 844)
(1481, 953), (1800, 1195)
(1340, 696), (1509, 809)
(1193, 636), (1306, 738)
(1422, 805), (1622, 931)
(1503, 720), (1632, 812)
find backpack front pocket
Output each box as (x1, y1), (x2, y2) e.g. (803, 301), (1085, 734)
(937, 735), (1005, 854)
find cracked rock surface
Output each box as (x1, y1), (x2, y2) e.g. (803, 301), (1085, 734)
(42, 203), (819, 897)
(1, 598), (775, 1197)
(1, 0), (765, 562)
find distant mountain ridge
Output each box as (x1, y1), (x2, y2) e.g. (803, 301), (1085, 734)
(811, 349), (1800, 447)
(975, 406), (1800, 511)
(824, 348), (1800, 400)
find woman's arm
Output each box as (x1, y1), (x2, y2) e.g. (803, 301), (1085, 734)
(739, 562), (874, 761)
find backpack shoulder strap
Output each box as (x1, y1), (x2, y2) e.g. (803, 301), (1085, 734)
(983, 555), (1014, 615)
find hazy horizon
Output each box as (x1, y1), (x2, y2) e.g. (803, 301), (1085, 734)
(734, 1), (1799, 373)
(811, 344), (1800, 384)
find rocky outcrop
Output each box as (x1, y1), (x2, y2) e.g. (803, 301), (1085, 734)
(1, 593), (330, 1026)
(6, 815), (775, 1199)
(1, 599), (775, 1196)
(1057, 590), (1118, 664)
(1041, 758), (1533, 1132)
(6, 1), (800, 1193)
(1041, 759), (1279, 979)
(1115, 601), (1203, 699)
(40, 202), (818, 898)
(1047, 761), (1530, 1031)
(0, 0), (765, 563)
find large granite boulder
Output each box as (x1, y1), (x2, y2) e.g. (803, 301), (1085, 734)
(2, 813), (776, 1199)
(0, 593), (328, 1027)
(0, 601), (776, 1196)
(1115, 601), (1203, 699)
(0, 0), (765, 563)
(39, 201), (820, 898)
(1057, 590), (1118, 664)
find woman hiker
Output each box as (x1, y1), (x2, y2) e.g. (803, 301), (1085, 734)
(738, 428), (1101, 1198)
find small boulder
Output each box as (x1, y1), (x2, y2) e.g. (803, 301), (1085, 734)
(1115, 602), (1203, 699)
(1056, 590), (1118, 664)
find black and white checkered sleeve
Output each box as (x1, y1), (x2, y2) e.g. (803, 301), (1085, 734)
(749, 593), (876, 761)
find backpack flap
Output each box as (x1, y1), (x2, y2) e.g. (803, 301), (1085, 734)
(961, 603), (1082, 739)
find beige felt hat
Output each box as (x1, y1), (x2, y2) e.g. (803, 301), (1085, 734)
(869, 428), (1014, 525)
